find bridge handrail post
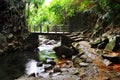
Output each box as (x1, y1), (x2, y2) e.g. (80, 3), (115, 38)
(40, 25), (42, 33)
(47, 25), (49, 33)
(34, 26), (35, 32)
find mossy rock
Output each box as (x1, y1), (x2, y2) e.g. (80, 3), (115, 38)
(90, 38), (101, 48)
(96, 49), (104, 55)
(105, 35), (116, 51)
(73, 57), (84, 67)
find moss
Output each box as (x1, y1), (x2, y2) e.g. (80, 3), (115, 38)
(105, 35), (116, 51)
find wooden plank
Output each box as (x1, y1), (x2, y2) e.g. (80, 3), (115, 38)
(31, 32), (70, 35)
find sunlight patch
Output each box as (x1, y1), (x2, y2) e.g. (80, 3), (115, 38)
(44, 0), (52, 6)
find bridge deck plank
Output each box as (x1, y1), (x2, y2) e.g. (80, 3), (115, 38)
(31, 32), (70, 35)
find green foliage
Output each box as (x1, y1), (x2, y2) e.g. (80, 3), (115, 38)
(25, 0), (120, 32)
(25, 0), (46, 31)
(39, 50), (58, 62)
(78, 0), (90, 11)
(93, 0), (109, 14)
(25, 0), (75, 32)
(48, 0), (74, 24)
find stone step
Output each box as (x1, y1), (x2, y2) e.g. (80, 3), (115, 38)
(64, 32), (84, 42)
(65, 34), (74, 37)
(65, 32), (80, 37)
(69, 36), (79, 39)
(73, 38), (83, 42)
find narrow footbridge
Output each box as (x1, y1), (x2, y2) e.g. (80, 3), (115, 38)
(28, 25), (72, 45)
(31, 32), (70, 36)
(29, 25), (70, 36)
(28, 25), (82, 45)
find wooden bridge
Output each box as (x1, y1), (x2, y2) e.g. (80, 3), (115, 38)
(29, 25), (71, 36)
(29, 25), (83, 46)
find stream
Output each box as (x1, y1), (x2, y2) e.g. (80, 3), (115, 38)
(0, 35), (120, 80)
(16, 35), (120, 80)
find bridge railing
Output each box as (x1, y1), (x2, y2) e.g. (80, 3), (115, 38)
(29, 25), (70, 33)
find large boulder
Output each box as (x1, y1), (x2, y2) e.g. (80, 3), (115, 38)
(53, 45), (78, 59)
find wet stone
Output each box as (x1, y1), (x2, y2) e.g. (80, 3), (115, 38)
(37, 62), (43, 67)
(46, 39), (57, 45)
(102, 54), (120, 63)
(114, 73), (120, 78)
(85, 64), (98, 77)
(66, 61), (73, 68)
(46, 58), (56, 66)
(90, 38), (101, 48)
(86, 58), (93, 63)
(38, 72), (49, 78)
(102, 59), (112, 66)
(80, 54), (87, 59)
(52, 72), (61, 77)
(72, 68), (80, 75)
(53, 65), (62, 73)
(53, 45), (75, 58)
(80, 62), (89, 67)
(73, 58), (83, 67)
(42, 39), (49, 44)
(44, 64), (53, 71)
